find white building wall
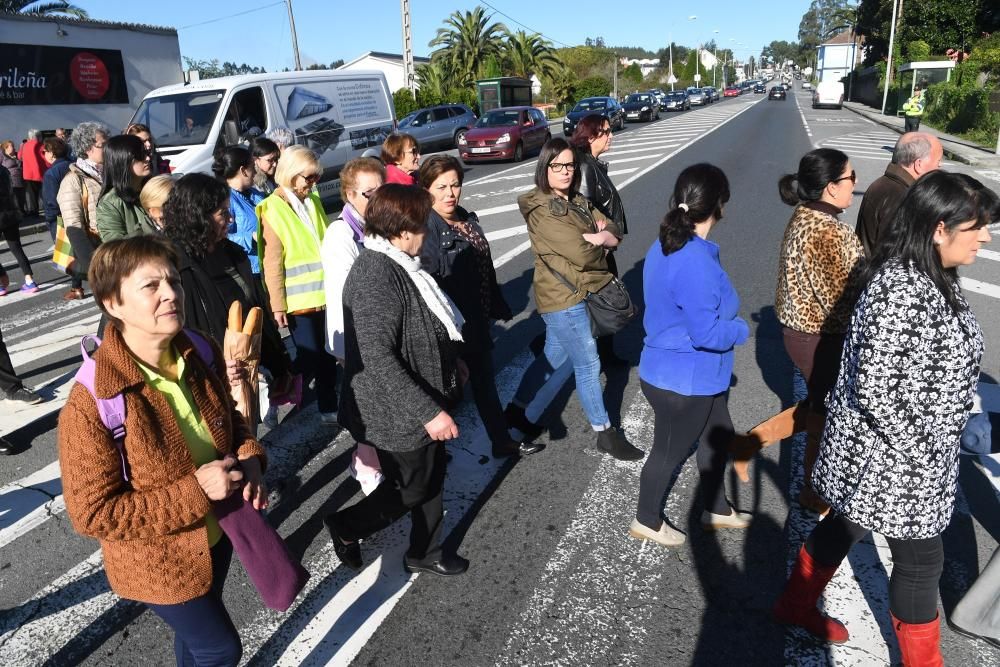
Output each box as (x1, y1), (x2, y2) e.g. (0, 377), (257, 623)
(0, 17), (182, 141)
(339, 56), (409, 93)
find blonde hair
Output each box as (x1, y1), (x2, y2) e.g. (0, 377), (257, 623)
(140, 174), (175, 212)
(339, 157), (385, 200)
(274, 145), (322, 189)
(1, 140), (13, 154)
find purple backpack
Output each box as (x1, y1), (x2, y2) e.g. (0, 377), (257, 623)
(74, 330), (309, 611)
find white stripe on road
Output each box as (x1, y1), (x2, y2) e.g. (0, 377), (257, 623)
(0, 460), (63, 550)
(0, 370), (76, 435)
(8, 312), (101, 367)
(977, 248), (1000, 262)
(961, 276), (1000, 300)
(492, 240), (533, 268)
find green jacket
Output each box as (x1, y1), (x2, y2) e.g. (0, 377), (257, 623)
(518, 187), (621, 314)
(96, 189), (158, 242)
(902, 90), (925, 118)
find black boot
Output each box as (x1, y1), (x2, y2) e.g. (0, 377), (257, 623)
(492, 437), (545, 458)
(596, 427), (644, 461)
(504, 403), (543, 440)
(0, 436), (13, 455)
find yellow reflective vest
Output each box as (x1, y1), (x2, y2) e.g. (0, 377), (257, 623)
(257, 190), (328, 313)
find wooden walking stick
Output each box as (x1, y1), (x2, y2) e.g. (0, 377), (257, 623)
(224, 301), (263, 435)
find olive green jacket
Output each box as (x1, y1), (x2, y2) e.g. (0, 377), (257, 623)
(96, 189), (158, 242)
(518, 187), (620, 314)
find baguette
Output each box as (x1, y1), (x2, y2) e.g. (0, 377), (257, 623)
(242, 307), (262, 335)
(228, 301), (243, 332)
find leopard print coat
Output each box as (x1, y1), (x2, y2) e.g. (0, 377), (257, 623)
(812, 259), (983, 539)
(775, 203), (865, 335)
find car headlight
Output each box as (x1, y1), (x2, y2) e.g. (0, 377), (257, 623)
(641, 106), (649, 111)
(496, 132), (510, 144)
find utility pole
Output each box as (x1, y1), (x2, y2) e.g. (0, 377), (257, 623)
(400, 0), (416, 95)
(881, 0), (899, 115)
(668, 40), (674, 91)
(285, 0), (302, 70)
(612, 53), (618, 99)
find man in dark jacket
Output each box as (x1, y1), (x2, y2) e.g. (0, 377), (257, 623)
(855, 132), (942, 256)
(41, 137), (72, 242)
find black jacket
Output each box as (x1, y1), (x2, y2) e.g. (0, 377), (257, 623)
(578, 151), (628, 235)
(420, 208), (512, 349)
(174, 239), (291, 379)
(855, 163), (914, 257)
(339, 250), (461, 451)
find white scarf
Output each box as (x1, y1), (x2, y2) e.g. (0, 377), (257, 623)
(281, 187), (319, 242)
(365, 234), (464, 342)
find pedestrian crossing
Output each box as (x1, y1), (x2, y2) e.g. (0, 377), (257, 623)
(817, 130), (898, 162)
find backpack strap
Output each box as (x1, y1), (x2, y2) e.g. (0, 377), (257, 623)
(184, 328), (216, 371)
(73, 335), (131, 482)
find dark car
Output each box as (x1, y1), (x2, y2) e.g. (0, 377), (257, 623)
(768, 86), (786, 100)
(397, 104), (477, 150)
(661, 90), (690, 111)
(703, 86), (720, 102)
(753, 83), (766, 94)
(563, 97), (625, 136)
(458, 106), (550, 162)
(622, 93), (660, 122)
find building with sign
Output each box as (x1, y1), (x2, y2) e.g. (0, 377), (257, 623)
(0, 13), (182, 142)
(337, 52), (431, 93)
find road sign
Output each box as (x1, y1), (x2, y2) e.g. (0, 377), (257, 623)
(693, 74), (702, 82)
(667, 75), (677, 84)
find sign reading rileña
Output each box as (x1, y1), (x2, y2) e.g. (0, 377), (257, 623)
(0, 42), (128, 106)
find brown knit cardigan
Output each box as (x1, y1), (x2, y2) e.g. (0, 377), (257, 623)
(58, 326), (266, 605)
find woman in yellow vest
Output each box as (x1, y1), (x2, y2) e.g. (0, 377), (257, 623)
(257, 146), (338, 423)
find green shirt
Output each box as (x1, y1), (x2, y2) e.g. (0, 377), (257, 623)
(136, 349), (223, 546)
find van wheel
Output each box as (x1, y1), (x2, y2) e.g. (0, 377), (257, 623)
(513, 142), (523, 162)
(453, 129), (466, 148)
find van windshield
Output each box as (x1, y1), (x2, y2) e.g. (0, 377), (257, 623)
(130, 90), (225, 148)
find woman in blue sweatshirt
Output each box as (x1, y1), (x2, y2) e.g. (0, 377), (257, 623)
(630, 163), (750, 548)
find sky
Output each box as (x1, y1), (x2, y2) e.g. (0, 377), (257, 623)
(94, 0), (812, 72)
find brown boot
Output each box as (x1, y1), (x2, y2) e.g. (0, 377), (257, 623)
(63, 287), (85, 300)
(731, 403), (813, 483)
(799, 431), (830, 515)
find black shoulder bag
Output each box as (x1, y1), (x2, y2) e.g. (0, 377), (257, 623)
(537, 252), (637, 337)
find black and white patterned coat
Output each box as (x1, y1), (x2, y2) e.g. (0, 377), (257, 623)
(812, 259), (983, 539)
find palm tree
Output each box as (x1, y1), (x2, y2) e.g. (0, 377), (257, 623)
(0, 1), (88, 18)
(415, 61), (450, 104)
(503, 30), (562, 80)
(544, 64), (577, 108)
(429, 6), (507, 86)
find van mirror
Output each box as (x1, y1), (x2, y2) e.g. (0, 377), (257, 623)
(223, 120), (240, 146)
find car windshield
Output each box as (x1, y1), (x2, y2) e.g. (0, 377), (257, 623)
(666, 92), (685, 99)
(625, 94), (651, 104)
(475, 110), (520, 127)
(573, 99), (607, 112)
(130, 89), (225, 148)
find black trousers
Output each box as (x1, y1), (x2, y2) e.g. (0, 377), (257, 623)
(806, 512), (944, 624)
(904, 115), (921, 132)
(636, 381), (733, 528)
(23, 180), (40, 215)
(334, 441), (447, 562)
(0, 323), (25, 394)
(462, 342), (508, 447)
(288, 310), (338, 413)
(0, 219), (33, 278)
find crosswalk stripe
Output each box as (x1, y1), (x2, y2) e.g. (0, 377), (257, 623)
(977, 249), (1000, 262)
(7, 312), (100, 367)
(0, 460), (62, 549)
(961, 276), (1000, 300)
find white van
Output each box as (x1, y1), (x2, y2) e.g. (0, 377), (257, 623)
(813, 81), (844, 110)
(129, 70), (395, 199)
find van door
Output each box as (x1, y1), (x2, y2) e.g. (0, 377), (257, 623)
(219, 86), (268, 150)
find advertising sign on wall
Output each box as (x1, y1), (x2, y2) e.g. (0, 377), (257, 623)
(0, 42), (129, 106)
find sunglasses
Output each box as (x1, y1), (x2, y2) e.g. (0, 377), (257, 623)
(360, 187), (378, 199)
(597, 127), (612, 137)
(299, 172), (320, 184)
(832, 170), (856, 185)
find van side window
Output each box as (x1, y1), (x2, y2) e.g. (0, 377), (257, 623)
(221, 87), (267, 147)
(448, 106), (465, 117)
(432, 108), (450, 122)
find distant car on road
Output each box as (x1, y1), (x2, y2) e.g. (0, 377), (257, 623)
(458, 106), (549, 163)
(723, 86), (741, 97)
(813, 80), (845, 109)
(397, 104), (477, 150)
(686, 88), (709, 106)
(646, 88), (668, 109)
(703, 86), (720, 102)
(563, 96), (625, 136)
(802, 81), (813, 90)
(623, 93), (660, 122)
(662, 90), (690, 111)
(769, 86), (787, 101)
(753, 83), (766, 94)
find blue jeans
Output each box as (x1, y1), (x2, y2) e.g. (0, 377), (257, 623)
(514, 302), (608, 429)
(146, 537), (241, 667)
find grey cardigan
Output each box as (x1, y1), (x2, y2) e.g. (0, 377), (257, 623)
(338, 250), (461, 451)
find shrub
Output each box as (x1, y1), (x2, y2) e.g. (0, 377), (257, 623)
(925, 83), (999, 147)
(393, 88), (420, 118)
(573, 76), (613, 104)
(906, 40), (931, 62)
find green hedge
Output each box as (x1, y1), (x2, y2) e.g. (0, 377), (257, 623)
(925, 83), (1000, 147)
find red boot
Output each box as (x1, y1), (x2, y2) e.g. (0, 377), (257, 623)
(892, 613), (944, 667)
(773, 546), (850, 643)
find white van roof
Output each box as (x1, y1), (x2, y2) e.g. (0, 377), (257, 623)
(144, 69), (387, 99)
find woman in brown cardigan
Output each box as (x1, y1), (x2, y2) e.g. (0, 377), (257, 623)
(59, 236), (267, 666)
(732, 148), (864, 512)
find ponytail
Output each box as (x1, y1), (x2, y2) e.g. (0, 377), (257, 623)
(778, 174), (800, 206)
(659, 205), (696, 254)
(659, 163), (730, 256)
(779, 148), (849, 206)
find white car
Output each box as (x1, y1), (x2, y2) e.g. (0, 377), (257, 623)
(812, 81), (845, 109)
(802, 81), (812, 90)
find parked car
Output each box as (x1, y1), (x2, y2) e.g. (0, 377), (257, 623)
(768, 86), (786, 101)
(686, 87), (709, 106)
(703, 86), (720, 102)
(397, 103), (477, 150)
(622, 93), (660, 122)
(646, 89), (668, 109)
(662, 90), (690, 111)
(813, 80), (845, 109)
(723, 86), (741, 98)
(802, 81), (813, 90)
(563, 96), (625, 136)
(458, 106), (549, 163)
(753, 83), (766, 94)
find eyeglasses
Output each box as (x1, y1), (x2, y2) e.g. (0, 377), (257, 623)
(597, 128), (612, 137)
(404, 148), (420, 157)
(360, 187), (378, 199)
(298, 172), (320, 184)
(832, 170), (856, 185)
(548, 162), (576, 173)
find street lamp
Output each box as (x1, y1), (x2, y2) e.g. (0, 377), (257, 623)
(713, 29), (719, 87)
(689, 16), (700, 86)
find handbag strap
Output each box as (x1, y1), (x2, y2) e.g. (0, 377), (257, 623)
(536, 252), (580, 296)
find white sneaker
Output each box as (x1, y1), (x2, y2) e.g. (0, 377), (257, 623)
(701, 508), (753, 531)
(320, 411), (338, 425)
(263, 405), (279, 429)
(628, 518), (686, 547)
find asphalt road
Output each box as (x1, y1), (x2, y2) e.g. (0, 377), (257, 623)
(2, 85), (1000, 666)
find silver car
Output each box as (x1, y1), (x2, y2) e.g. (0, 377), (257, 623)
(686, 88), (709, 106)
(397, 104), (477, 150)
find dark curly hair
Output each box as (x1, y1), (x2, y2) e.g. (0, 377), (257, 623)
(659, 163), (730, 255)
(162, 172), (230, 261)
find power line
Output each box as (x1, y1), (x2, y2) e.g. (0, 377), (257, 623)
(178, 1), (285, 31)
(478, 0), (573, 49)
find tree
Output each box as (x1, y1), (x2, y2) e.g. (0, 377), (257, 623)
(0, 0), (87, 17)
(415, 61), (450, 103)
(621, 62), (643, 88)
(393, 88), (420, 117)
(541, 64), (576, 108)
(305, 59), (345, 70)
(502, 30), (561, 80)
(428, 6), (507, 86)
(575, 76), (611, 102)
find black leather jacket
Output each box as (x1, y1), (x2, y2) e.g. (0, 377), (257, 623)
(578, 150), (628, 235)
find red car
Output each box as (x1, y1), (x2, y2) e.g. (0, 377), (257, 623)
(724, 87), (741, 97)
(458, 106), (550, 162)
